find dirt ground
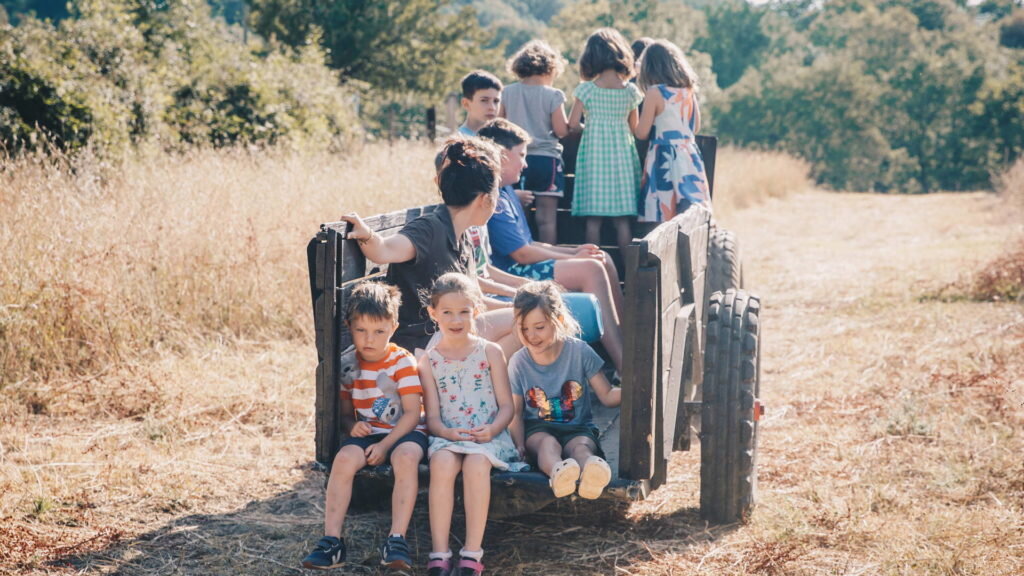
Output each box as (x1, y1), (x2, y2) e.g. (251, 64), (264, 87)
(2, 190), (1022, 575)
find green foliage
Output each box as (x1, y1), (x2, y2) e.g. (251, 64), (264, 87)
(711, 0), (1023, 191)
(1000, 10), (1024, 47)
(692, 0), (769, 89)
(0, 0), (357, 154)
(246, 0), (490, 98)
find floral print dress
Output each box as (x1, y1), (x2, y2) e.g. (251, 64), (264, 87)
(638, 85), (710, 222)
(427, 340), (524, 470)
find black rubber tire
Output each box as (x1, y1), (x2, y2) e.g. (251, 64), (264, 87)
(707, 227), (743, 296)
(700, 289), (762, 524)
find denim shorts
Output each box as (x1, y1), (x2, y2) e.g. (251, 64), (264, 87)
(340, 430), (428, 462)
(520, 155), (565, 198)
(506, 259), (556, 280)
(524, 420), (605, 459)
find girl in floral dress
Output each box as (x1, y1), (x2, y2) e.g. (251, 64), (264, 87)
(419, 272), (521, 576)
(633, 39), (710, 222)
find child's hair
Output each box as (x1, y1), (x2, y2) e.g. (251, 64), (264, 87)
(638, 40), (699, 93)
(428, 272), (484, 313)
(435, 137), (502, 207)
(579, 28), (635, 81)
(631, 37), (654, 62)
(345, 281), (401, 325)
(477, 118), (531, 151)
(461, 70), (503, 100)
(513, 281), (580, 342)
(507, 40), (566, 79)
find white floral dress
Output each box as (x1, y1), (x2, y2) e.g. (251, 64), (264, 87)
(427, 340), (523, 471)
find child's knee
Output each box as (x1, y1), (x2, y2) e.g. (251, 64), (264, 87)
(390, 444), (423, 470)
(463, 454), (492, 474)
(333, 445), (366, 473)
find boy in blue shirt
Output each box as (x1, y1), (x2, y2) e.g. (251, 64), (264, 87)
(477, 119), (628, 375)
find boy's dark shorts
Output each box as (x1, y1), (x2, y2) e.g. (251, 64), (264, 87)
(520, 155), (565, 198)
(339, 430), (428, 463)
(524, 420), (605, 459)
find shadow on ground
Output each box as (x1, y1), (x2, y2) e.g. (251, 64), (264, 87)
(57, 466), (730, 575)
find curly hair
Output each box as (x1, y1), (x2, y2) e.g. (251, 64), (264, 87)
(507, 40), (566, 79)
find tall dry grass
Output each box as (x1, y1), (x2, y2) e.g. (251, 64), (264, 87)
(1, 144), (807, 387)
(711, 146), (814, 219)
(0, 142), (439, 386)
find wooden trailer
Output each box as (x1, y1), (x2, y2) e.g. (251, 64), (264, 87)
(306, 135), (763, 523)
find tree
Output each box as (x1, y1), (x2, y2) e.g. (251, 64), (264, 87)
(693, 0), (770, 89)
(246, 0), (489, 97)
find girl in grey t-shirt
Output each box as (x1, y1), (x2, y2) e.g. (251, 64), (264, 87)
(508, 281), (621, 500)
(501, 40), (570, 245)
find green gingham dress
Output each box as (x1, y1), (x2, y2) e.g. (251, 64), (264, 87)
(571, 81), (644, 217)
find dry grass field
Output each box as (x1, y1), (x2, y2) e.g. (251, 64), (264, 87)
(1, 145), (1021, 575)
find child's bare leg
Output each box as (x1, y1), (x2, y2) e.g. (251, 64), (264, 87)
(526, 431), (563, 476)
(324, 445), (367, 537)
(585, 216), (603, 246)
(476, 308), (522, 358)
(429, 450), (462, 553)
(612, 216), (633, 259)
(461, 454), (493, 552)
(599, 251), (625, 320)
(388, 441), (423, 536)
(562, 436), (598, 466)
(535, 196), (559, 245)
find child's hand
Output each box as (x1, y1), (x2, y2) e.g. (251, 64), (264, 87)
(575, 244), (604, 259)
(364, 442), (389, 466)
(515, 190), (535, 207)
(469, 425), (493, 443)
(350, 421), (373, 438)
(445, 427), (473, 442)
(515, 444), (526, 460)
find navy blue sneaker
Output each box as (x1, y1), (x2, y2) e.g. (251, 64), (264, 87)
(301, 536), (346, 570)
(380, 534), (413, 573)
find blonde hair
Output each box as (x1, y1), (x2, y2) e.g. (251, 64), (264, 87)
(513, 281), (580, 342)
(638, 40), (699, 93)
(507, 40), (566, 79)
(427, 272), (484, 313)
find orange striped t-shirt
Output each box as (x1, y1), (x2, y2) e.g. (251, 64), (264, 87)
(340, 343), (425, 434)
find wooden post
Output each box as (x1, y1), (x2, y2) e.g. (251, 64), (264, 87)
(427, 106), (436, 141)
(445, 92), (460, 134)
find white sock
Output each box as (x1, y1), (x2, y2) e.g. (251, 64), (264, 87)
(459, 548), (484, 561)
(389, 533), (403, 539)
(429, 550), (453, 561)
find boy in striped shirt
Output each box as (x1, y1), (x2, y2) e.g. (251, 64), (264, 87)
(302, 282), (426, 573)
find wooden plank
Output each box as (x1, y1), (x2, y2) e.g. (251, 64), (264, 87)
(316, 228), (341, 468)
(667, 304), (696, 452)
(620, 239), (659, 481)
(696, 135), (717, 198)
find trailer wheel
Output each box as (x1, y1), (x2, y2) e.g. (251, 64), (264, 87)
(700, 289), (762, 524)
(707, 227), (743, 296)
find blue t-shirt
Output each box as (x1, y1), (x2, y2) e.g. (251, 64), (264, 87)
(509, 338), (605, 427)
(458, 124), (476, 136)
(487, 185), (534, 272)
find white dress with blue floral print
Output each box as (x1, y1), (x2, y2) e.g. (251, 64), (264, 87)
(427, 340), (525, 471)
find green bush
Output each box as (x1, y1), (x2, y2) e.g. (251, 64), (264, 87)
(0, 0), (358, 155)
